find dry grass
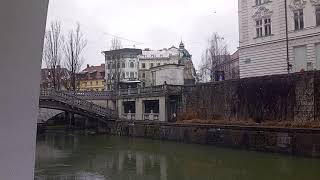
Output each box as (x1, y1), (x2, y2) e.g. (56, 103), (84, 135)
(177, 113), (320, 128)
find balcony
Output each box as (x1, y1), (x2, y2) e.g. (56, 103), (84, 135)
(143, 113), (159, 121)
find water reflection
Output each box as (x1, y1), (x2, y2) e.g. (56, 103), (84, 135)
(35, 133), (320, 180)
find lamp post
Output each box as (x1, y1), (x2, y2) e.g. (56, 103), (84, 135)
(285, 0), (291, 73)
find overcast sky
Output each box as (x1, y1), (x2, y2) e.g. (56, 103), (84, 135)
(46, 0), (239, 70)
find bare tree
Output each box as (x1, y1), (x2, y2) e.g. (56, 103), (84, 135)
(105, 38), (124, 91)
(63, 23), (87, 91)
(199, 33), (229, 82)
(43, 21), (64, 90)
(110, 37), (122, 50)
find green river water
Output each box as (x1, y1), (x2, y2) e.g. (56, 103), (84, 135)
(35, 133), (320, 180)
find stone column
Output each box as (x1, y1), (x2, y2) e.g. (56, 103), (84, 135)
(117, 99), (123, 119)
(0, 1), (48, 180)
(136, 99), (143, 121)
(159, 97), (167, 122)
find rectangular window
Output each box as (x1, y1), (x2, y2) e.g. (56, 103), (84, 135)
(316, 6), (320, 26)
(150, 63), (154, 68)
(126, 72), (129, 77)
(142, 63), (146, 69)
(130, 72), (134, 78)
(264, 18), (271, 36)
(107, 63), (111, 69)
(142, 72), (146, 78)
(256, 0), (262, 5)
(122, 62), (125, 68)
(294, 46), (307, 72)
(96, 81), (98, 85)
(256, 19), (263, 37)
(294, 9), (304, 30)
(122, 72), (125, 78)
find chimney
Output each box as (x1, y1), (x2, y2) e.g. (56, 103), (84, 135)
(87, 64), (90, 68)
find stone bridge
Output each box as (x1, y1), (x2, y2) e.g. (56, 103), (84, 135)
(39, 90), (117, 123)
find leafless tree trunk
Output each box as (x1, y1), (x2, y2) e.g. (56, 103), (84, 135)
(43, 21), (63, 90)
(63, 23), (87, 91)
(107, 38), (123, 91)
(110, 37), (122, 50)
(199, 33), (229, 82)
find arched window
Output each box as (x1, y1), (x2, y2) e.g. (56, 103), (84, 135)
(130, 62), (134, 68)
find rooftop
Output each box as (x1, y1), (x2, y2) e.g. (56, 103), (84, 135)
(102, 48), (142, 55)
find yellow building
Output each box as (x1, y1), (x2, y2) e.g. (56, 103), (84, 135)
(78, 64), (106, 91)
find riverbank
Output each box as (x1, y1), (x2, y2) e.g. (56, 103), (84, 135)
(108, 121), (320, 158)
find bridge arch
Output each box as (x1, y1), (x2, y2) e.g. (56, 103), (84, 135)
(39, 91), (117, 124)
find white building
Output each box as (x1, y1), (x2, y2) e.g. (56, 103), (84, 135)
(139, 42), (196, 87)
(150, 64), (185, 86)
(138, 46), (181, 87)
(239, 0), (320, 78)
(103, 49), (142, 90)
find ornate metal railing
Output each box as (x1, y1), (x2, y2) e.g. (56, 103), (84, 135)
(40, 90), (116, 119)
(61, 91), (114, 100)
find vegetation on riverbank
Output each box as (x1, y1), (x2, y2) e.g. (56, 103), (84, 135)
(178, 112), (320, 129)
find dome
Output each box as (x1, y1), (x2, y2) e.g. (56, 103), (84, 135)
(178, 41), (191, 59)
(179, 41), (185, 49)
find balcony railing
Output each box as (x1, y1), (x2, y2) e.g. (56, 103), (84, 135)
(122, 113), (136, 121)
(143, 113), (159, 121)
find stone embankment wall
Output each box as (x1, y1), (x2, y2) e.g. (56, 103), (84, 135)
(181, 71), (320, 123)
(108, 121), (320, 158)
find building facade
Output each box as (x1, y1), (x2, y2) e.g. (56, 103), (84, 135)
(138, 46), (181, 87)
(40, 66), (69, 90)
(239, 0), (320, 78)
(139, 42), (196, 87)
(78, 64), (106, 91)
(150, 64), (185, 86)
(103, 49), (142, 90)
(215, 50), (240, 81)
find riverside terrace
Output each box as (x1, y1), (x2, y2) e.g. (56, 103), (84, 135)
(41, 70), (320, 124)
(43, 85), (184, 122)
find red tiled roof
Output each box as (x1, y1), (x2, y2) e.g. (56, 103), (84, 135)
(80, 64), (105, 80)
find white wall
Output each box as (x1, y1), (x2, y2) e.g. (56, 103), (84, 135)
(239, 0), (320, 78)
(0, 0), (49, 180)
(154, 66), (184, 86)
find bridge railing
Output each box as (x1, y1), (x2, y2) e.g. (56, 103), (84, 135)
(62, 91), (114, 99)
(40, 90), (116, 118)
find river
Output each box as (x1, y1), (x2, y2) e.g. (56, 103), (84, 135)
(35, 133), (320, 180)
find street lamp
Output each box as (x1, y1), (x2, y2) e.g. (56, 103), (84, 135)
(285, 0), (292, 73)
